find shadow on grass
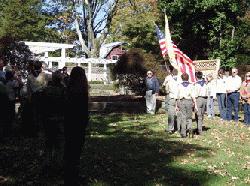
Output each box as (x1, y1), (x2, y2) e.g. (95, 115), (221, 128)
(80, 114), (218, 186)
(0, 113), (218, 185)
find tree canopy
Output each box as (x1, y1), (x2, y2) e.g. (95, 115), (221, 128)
(0, 0), (60, 42)
(157, 0), (250, 67)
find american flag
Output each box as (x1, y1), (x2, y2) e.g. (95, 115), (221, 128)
(156, 25), (196, 82)
(156, 25), (167, 57)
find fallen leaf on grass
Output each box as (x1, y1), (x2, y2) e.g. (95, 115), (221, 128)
(244, 177), (250, 184)
(109, 123), (118, 127)
(180, 159), (189, 165)
(231, 176), (239, 181)
(243, 161), (250, 170)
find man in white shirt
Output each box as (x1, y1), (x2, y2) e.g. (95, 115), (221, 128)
(162, 68), (179, 134)
(194, 71), (207, 135)
(226, 68), (242, 121)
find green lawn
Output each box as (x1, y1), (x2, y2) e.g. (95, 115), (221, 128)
(1, 114), (250, 185)
(84, 114), (250, 186)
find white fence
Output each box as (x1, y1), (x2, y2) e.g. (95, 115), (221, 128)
(38, 56), (117, 82)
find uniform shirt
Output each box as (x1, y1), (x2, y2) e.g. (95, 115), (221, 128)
(216, 76), (227, 94)
(226, 75), (242, 92)
(163, 75), (180, 99)
(177, 81), (195, 100)
(194, 79), (208, 97)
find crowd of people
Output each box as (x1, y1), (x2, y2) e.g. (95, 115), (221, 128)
(145, 67), (250, 138)
(0, 59), (88, 186)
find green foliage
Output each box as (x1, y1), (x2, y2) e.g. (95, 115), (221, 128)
(0, 37), (33, 69)
(108, 0), (161, 55)
(112, 49), (147, 95)
(0, 0), (61, 42)
(158, 0), (250, 67)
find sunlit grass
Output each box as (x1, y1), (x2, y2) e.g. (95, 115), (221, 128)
(84, 114), (250, 185)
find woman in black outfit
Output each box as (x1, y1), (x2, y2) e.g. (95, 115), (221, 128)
(64, 66), (89, 186)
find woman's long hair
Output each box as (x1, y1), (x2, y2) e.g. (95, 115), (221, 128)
(67, 66), (88, 97)
(217, 68), (224, 78)
(31, 61), (42, 78)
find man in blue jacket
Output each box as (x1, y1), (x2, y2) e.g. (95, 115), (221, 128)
(145, 70), (159, 114)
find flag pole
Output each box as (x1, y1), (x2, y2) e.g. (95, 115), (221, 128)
(164, 12), (180, 74)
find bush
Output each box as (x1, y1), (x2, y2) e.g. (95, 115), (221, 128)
(112, 48), (167, 95)
(0, 36), (33, 70)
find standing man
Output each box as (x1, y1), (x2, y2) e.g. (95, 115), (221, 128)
(145, 70), (159, 114)
(162, 68), (179, 133)
(194, 71), (207, 135)
(226, 68), (242, 122)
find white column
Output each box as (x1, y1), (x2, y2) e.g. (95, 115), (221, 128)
(103, 62), (107, 84)
(88, 62), (92, 81)
(59, 48), (66, 69)
(44, 51), (52, 69)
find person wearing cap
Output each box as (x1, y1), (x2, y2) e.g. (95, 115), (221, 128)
(162, 68), (180, 133)
(145, 70), (159, 114)
(240, 72), (250, 125)
(194, 71), (207, 135)
(226, 68), (242, 122)
(176, 73), (197, 138)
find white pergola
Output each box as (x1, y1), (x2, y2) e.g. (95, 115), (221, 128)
(24, 42), (117, 82)
(24, 41), (75, 69)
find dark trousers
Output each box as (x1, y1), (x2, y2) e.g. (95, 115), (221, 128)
(243, 103), (250, 125)
(226, 92), (240, 121)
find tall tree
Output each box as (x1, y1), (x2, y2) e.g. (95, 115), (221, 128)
(56, 0), (119, 57)
(108, 0), (167, 81)
(108, 0), (160, 54)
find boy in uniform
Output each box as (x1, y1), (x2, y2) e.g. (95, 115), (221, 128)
(162, 68), (180, 133)
(194, 71), (208, 135)
(176, 73), (197, 138)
